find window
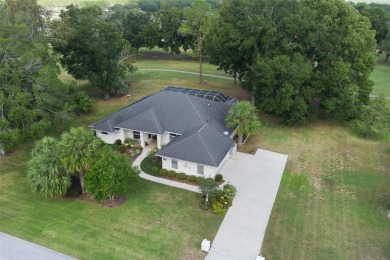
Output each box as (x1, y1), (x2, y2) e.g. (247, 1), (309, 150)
(172, 159), (178, 169)
(197, 164), (204, 175)
(148, 134), (152, 139)
(133, 131), (140, 139)
(101, 132), (108, 135)
(169, 133), (177, 141)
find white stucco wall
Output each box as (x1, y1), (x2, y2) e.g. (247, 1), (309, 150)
(161, 156), (221, 178)
(96, 130), (123, 144)
(161, 132), (170, 146)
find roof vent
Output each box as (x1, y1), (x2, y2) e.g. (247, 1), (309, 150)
(223, 131), (229, 136)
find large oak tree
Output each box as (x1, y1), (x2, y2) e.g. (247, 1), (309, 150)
(52, 5), (135, 100)
(207, 0), (376, 123)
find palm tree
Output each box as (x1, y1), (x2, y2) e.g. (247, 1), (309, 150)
(27, 137), (71, 197)
(60, 127), (102, 193)
(226, 101), (261, 146)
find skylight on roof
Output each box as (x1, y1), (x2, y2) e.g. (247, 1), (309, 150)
(161, 86), (232, 102)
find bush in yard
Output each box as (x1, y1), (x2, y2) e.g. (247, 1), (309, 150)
(85, 146), (140, 201)
(188, 175), (197, 182)
(151, 166), (159, 175)
(178, 173), (187, 180)
(223, 184), (237, 196)
(124, 138), (138, 146)
(211, 201), (227, 214)
(159, 169), (168, 176)
(195, 176), (203, 184)
(115, 139), (122, 145)
(168, 170), (177, 178)
(119, 145), (127, 153)
(130, 152), (136, 157)
(72, 90), (94, 113)
(135, 149), (141, 155)
(215, 173), (223, 182)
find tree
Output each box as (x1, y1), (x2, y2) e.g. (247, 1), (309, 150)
(85, 146), (140, 201)
(355, 95), (390, 139)
(354, 4), (389, 46)
(52, 5), (136, 100)
(198, 177), (217, 205)
(0, 0), (71, 152)
(27, 137), (71, 197)
(156, 4), (184, 58)
(226, 101), (261, 146)
(60, 127), (102, 193)
(207, 0), (376, 123)
(380, 31), (390, 62)
(180, 0), (213, 83)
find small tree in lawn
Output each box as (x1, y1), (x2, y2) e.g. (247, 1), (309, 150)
(27, 137), (71, 197)
(198, 177), (217, 206)
(60, 127), (102, 193)
(355, 94), (390, 139)
(180, 0), (213, 84)
(226, 101), (261, 146)
(85, 146), (140, 201)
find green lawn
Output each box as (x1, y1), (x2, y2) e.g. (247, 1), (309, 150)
(371, 54), (390, 97)
(1, 50), (389, 259)
(241, 117), (390, 259)
(0, 144), (223, 259)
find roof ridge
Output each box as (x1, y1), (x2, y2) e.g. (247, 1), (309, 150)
(149, 107), (163, 133)
(197, 125), (217, 166)
(185, 95), (205, 124)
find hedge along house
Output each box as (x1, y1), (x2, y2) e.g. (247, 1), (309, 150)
(90, 86), (237, 178)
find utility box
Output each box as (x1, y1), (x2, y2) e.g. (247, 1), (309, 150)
(201, 239), (211, 252)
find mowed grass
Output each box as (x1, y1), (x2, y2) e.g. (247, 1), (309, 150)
(0, 140), (223, 259)
(371, 53), (390, 97)
(241, 116), (390, 259)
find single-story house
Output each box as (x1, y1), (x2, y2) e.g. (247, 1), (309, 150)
(90, 86), (237, 178)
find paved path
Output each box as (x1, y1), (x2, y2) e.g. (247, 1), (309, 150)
(207, 149), (288, 260)
(369, 94), (390, 100)
(0, 232), (76, 260)
(138, 68), (234, 81)
(133, 145), (200, 193)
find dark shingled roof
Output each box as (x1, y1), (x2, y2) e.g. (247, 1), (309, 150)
(90, 89), (236, 135)
(156, 124), (234, 167)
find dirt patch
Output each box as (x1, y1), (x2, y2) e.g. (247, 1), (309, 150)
(77, 193), (127, 208)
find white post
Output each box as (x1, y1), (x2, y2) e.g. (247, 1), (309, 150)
(157, 135), (162, 149)
(139, 132), (145, 147)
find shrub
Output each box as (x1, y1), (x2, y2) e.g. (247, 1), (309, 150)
(151, 166), (159, 175)
(177, 173), (187, 180)
(124, 138), (138, 146)
(130, 152), (136, 157)
(159, 168), (168, 176)
(72, 90), (94, 113)
(135, 149), (141, 155)
(195, 176), (204, 184)
(188, 175), (197, 182)
(223, 184), (237, 196)
(168, 170), (177, 178)
(115, 139), (122, 145)
(215, 173), (223, 182)
(211, 201), (227, 214)
(119, 145), (127, 153)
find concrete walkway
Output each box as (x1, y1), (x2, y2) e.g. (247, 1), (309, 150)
(139, 68), (234, 81)
(0, 232), (76, 260)
(133, 145), (200, 193)
(206, 149), (288, 260)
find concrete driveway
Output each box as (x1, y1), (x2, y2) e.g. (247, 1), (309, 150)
(0, 232), (76, 260)
(206, 149), (288, 260)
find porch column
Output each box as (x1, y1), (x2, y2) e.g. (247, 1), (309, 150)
(121, 129), (125, 142)
(139, 132), (145, 147)
(157, 135), (162, 149)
